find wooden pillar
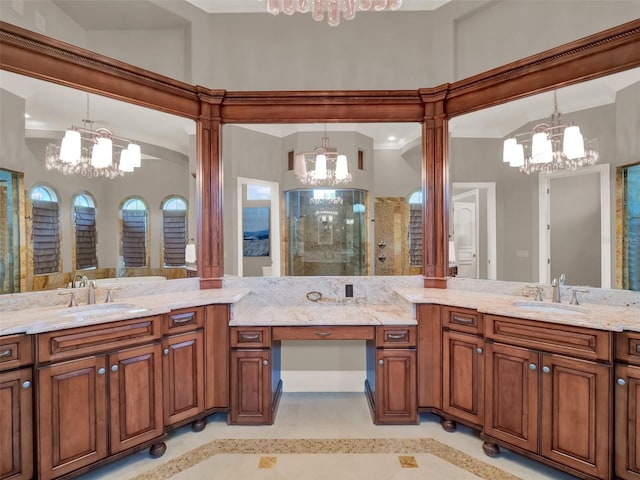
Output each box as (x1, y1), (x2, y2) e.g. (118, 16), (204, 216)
(420, 86), (450, 289)
(196, 87), (225, 289)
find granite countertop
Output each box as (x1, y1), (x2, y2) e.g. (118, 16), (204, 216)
(1, 288), (251, 336)
(229, 303), (416, 327)
(395, 287), (640, 332)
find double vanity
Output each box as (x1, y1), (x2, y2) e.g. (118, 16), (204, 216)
(1, 277), (639, 480)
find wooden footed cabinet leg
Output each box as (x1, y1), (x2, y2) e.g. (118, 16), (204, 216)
(482, 441), (500, 457)
(149, 441), (167, 458)
(441, 418), (457, 432)
(191, 418), (206, 432)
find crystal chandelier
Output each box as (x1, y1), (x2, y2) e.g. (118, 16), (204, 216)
(264, 0), (402, 26)
(502, 91), (599, 175)
(45, 95), (142, 179)
(294, 129), (352, 186)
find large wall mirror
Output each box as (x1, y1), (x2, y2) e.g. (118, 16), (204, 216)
(221, 123), (422, 277)
(0, 69), (196, 293)
(448, 66), (640, 290)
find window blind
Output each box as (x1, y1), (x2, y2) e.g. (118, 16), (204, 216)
(122, 210), (146, 267)
(163, 210), (187, 266)
(32, 200), (60, 274)
(408, 205), (423, 266)
(74, 205), (97, 270)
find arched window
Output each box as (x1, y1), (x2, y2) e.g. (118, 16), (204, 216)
(408, 190), (423, 267)
(161, 196), (188, 267)
(121, 197), (148, 268)
(30, 185), (60, 274)
(73, 192), (97, 270)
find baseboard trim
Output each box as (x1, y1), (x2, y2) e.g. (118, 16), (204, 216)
(282, 370), (365, 392)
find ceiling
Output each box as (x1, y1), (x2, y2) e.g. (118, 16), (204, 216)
(183, 0), (452, 14)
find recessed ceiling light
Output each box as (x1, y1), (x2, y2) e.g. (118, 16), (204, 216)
(388, 135), (396, 141)
(24, 113), (30, 118)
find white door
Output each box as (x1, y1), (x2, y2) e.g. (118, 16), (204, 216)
(453, 192), (479, 279)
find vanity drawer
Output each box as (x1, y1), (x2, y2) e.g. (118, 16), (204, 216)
(272, 326), (375, 341)
(0, 334), (34, 371)
(163, 306), (204, 335)
(376, 326), (416, 348)
(442, 306), (482, 334)
(38, 316), (162, 363)
(485, 314), (611, 362)
(615, 331), (640, 365)
(231, 327), (271, 348)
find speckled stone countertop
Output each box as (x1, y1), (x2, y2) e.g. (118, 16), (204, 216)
(229, 303), (416, 326)
(395, 287), (640, 332)
(1, 288), (251, 336)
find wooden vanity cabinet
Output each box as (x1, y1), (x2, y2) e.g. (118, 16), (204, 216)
(441, 307), (484, 430)
(483, 314), (611, 480)
(614, 331), (640, 479)
(0, 334), (34, 480)
(162, 307), (205, 427)
(366, 326), (417, 425)
(417, 304), (441, 411)
(229, 327), (282, 425)
(36, 317), (165, 480)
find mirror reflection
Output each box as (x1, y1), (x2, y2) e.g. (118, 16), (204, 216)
(448, 66), (640, 290)
(0, 70), (195, 293)
(221, 123), (423, 277)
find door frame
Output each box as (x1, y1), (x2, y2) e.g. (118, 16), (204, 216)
(236, 177), (281, 277)
(538, 164), (610, 287)
(451, 182), (497, 280)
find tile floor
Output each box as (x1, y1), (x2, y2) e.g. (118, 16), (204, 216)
(82, 393), (577, 479)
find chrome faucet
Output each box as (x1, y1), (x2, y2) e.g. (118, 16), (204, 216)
(551, 278), (561, 303)
(88, 280), (96, 305)
(73, 273), (85, 288)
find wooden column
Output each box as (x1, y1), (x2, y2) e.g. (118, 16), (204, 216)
(196, 88), (225, 289)
(420, 86), (450, 289)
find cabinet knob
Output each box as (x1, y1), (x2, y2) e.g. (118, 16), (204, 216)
(98, 367), (106, 375)
(618, 378), (627, 386)
(262, 359), (268, 366)
(163, 348), (170, 355)
(378, 359), (384, 365)
(542, 366), (550, 374)
(476, 347), (483, 355)
(111, 365), (118, 372)
(529, 363), (537, 371)
(22, 380), (31, 389)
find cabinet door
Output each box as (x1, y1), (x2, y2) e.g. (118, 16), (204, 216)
(38, 356), (108, 480)
(540, 354), (610, 479)
(484, 342), (539, 452)
(375, 349), (417, 424)
(417, 304), (441, 409)
(229, 350), (272, 425)
(162, 331), (205, 426)
(616, 364), (640, 480)
(205, 305), (229, 410)
(442, 331), (484, 426)
(0, 368), (33, 480)
(109, 343), (163, 454)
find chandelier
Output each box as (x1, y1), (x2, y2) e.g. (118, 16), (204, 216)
(294, 129), (352, 186)
(264, 0), (402, 26)
(502, 91), (599, 175)
(45, 95), (142, 179)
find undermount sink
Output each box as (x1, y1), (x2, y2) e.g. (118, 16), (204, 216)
(511, 301), (586, 315)
(58, 303), (146, 318)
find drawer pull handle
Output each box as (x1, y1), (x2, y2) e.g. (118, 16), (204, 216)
(239, 333), (260, 341)
(262, 359), (268, 366)
(98, 368), (106, 375)
(171, 313), (195, 324)
(111, 365), (119, 372)
(22, 381), (31, 389)
(0, 349), (12, 358)
(378, 359), (384, 365)
(387, 333), (407, 340)
(636, 345), (640, 353)
(529, 363), (537, 371)
(542, 366), (550, 374)
(476, 347), (483, 355)
(163, 348), (170, 355)
(452, 316), (474, 324)
(618, 378), (627, 386)
(315, 332), (332, 337)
